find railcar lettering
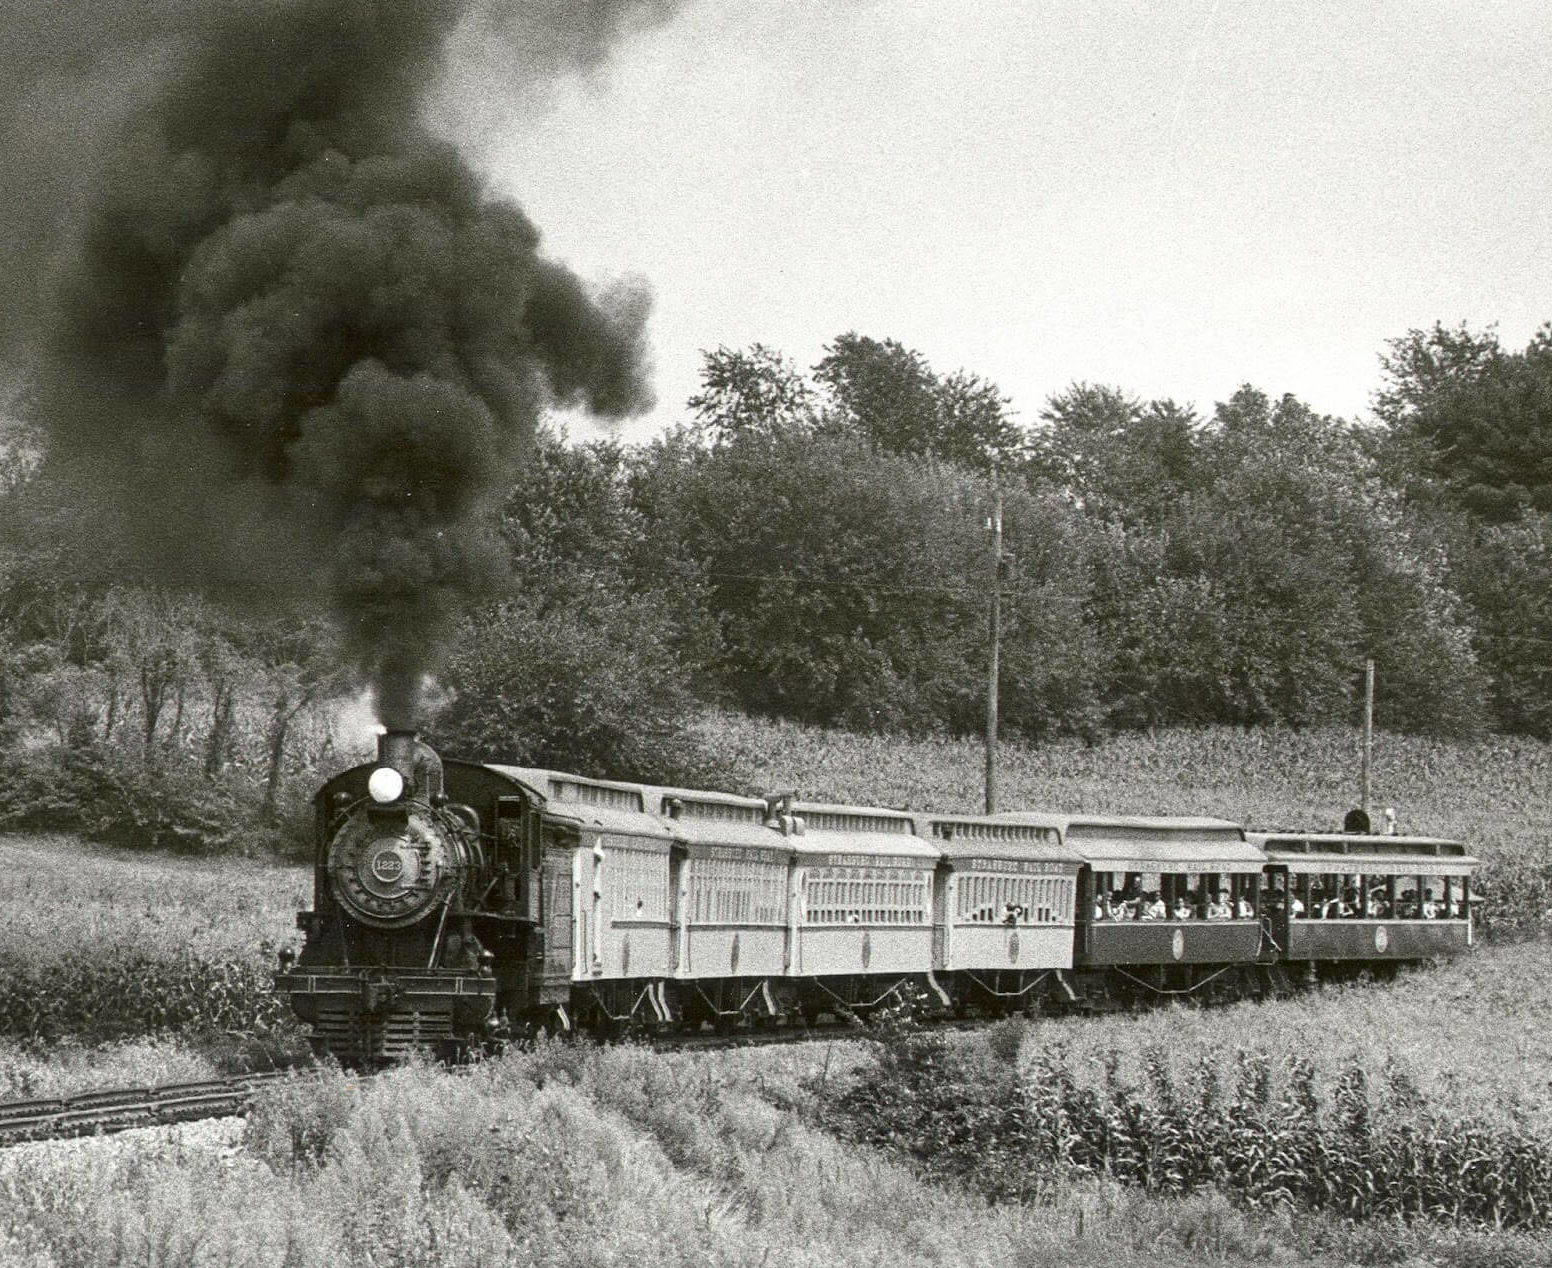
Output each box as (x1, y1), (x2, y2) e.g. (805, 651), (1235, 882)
(953, 858), (1070, 875)
(693, 844), (790, 865)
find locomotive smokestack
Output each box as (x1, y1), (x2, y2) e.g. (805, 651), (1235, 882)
(378, 730), (422, 770)
(378, 729), (443, 803)
(7, 0), (672, 728)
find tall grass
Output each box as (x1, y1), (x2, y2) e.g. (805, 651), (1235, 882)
(820, 942), (1552, 1250)
(0, 1037), (224, 1101)
(834, 1021), (1552, 1232)
(1029, 940), (1552, 1125)
(1018, 1042), (1552, 1228)
(4, 1043), (1550, 1267)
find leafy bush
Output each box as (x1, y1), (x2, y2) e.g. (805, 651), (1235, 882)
(0, 743), (309, 856)
(430, 589), (723, 786)
(818, 1022), (1044, 1205)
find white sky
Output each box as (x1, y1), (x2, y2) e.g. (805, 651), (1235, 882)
(441, 1), (1552, 442)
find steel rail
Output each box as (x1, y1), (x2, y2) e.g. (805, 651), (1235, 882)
(0, 1068), (320, 1148)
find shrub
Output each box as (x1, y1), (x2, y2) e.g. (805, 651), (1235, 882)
(430, 589), (723, 786)
(817, 1025), (1043, 1205)
(0, 743), (309, 856)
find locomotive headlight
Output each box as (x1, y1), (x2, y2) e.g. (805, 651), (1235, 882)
(368, 766), (405, 804)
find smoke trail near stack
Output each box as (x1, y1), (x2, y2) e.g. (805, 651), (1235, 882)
(5, 0), (663, 727)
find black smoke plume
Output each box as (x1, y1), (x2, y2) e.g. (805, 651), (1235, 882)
(5, 0), (664, 727)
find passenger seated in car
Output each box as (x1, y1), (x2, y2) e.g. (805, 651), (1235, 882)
(1003, 902), (1024, 926)
(1113, 889), (1138, 920)
(1140, 892), (1167, 921)
(1289, 892), (1305, 918)
(1206, 891), (1232, 920)
(1307, 882), (1326, 918)
(1368, 888), (1391, 917)
(1339, 886), (1360, 918)
(1236, 893), (1255, 919)
(1172, 895), (1195, 920)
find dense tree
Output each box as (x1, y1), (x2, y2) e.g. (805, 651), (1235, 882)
(500, 427), (719, 678)
(1031, 383), (1204, 522)
(1370, 322), (1552, 730)
(1376, 323), (1552, 521)
(630, 422), (1097, 737)
(430, 589), (710, 784)
(813, 333), (1025, 472)
(501, 431), (644, 584)
(1071, 386), (1487, 734)
(686, 344), (817, 445)
(1374, 322), (1504, 426)
(1448, 514), (1552, 737)
(813, 334), (940, 455)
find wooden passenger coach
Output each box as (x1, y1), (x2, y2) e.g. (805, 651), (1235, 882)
(1251, 832), (1476, 968)
(781, 799), (941, 1011)
(1047, 816), (1267, 971)
(916, 813), (1082, 1009)
(495, 767), (679, 1028)
(654, 785), (794, 1023)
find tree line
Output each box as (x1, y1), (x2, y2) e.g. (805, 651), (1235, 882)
(439, 322), (1552, 773)
(2, 319), (1551, 845)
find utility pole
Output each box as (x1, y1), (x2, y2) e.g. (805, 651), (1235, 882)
(1361, 658), (1375, 814)
(984, 485), (1003, 814)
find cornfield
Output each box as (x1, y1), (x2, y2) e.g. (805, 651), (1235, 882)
(0, 944), (291, 1042)
(1023, 1044), (1552, 1229)
(827, 1021), (1552, 1233)
(0, 834), (305, 1044)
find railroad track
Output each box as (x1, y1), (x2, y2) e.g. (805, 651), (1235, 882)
(0, 1016), (964, 1146)
(0, 1068), (318, 1147)
(0, 1033), (763, 1147)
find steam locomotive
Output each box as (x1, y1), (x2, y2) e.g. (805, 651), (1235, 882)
(274, 731), (1478, 1064)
